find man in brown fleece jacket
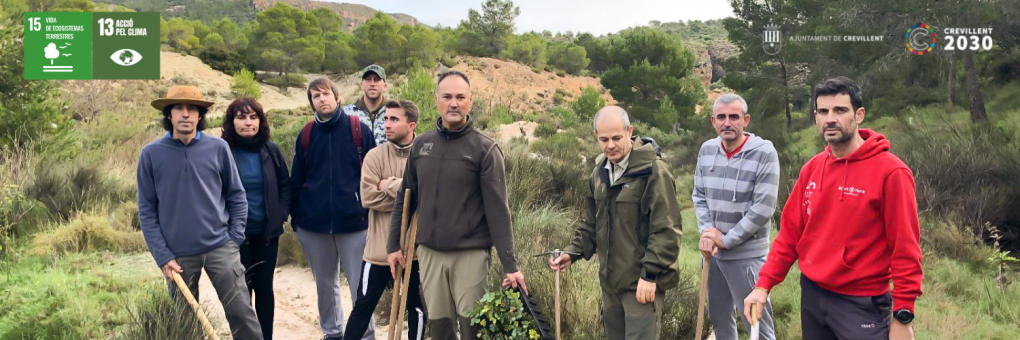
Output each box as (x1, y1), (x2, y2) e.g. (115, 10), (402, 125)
(387, 70), (526, 340)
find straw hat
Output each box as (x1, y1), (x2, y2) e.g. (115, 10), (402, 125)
(151, 85), (214, 111)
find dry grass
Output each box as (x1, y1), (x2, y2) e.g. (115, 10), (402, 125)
(30, 212), (146, 256)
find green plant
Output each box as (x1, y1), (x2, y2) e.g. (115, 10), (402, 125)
(534, 122), (557, 138)
(989, 250), (1018, 283)
(552, 92), (564, 105)
(0, 184), (33, 254)
(119, 281), (219, 340)
(230, 68), (261, 100)
(467, 289), (541, 340)
(392, 68), (440, 134)
(25, 160), (133, 221)
(569, 86), (606, 123)
(547, 107), (578, 129)
(0, 22), (65, 149)
(555, 70), (566, 77)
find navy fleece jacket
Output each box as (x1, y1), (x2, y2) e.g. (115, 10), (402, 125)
(290, 106), (376, 234)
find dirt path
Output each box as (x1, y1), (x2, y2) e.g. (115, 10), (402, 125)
(197, 265), (406, 340)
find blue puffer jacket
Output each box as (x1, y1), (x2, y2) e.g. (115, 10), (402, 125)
(290, 106), (376, 234)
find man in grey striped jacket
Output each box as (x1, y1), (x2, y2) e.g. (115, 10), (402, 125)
(692, 93), (778, 340)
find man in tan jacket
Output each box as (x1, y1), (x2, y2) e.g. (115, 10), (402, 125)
(343, 100), (426, 340)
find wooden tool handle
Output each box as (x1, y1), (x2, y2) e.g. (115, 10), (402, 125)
(751, 302), (759, 326)
(394, 211), (420, 338)
(387, 189), (413, 340)
(695, 258), (710, 340)
(555, 269), (561, 340)
(171, 271), (220, 340)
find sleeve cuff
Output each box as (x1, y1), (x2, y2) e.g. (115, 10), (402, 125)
(893, 298), (916, 313)
(154, 253), (175, 268)
(640, 268), (659, 283)
(502, 262), (519, 274)
(721, 233), (741, 249)
(755, 279), (775, 292)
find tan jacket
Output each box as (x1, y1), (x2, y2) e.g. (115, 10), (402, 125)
(361, 139), (413, 265)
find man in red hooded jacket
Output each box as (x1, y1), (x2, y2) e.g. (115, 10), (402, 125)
(743, 77), (923, 340)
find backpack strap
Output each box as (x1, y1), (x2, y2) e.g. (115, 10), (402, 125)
(300, 121), (315, 169)
(349, 115), (363, 164)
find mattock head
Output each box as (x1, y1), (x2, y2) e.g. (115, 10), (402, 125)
(534, 249), (580, 259)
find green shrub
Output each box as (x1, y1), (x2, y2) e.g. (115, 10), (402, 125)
(198, 47), (253, 76)
(548, 107), (578, 129)
(119, 281), (219, 340)
(468, 289), (541, 340)
(0, 184), (34, 255)
(535, 122), (558, 138)
(392, 68), (440, 134)
(440, 54), (459, 68)
(553, 92), (565, 105)
(276, 225), (307, 267)
(503, 142), (553, 211)
(531, 67), (541, 74)
(0, 23), (65, 149)
(25, 161), (133, 220)
(230, 68), (261, 100)
(569, 86), (606, 123)
(264, 73), (306, 89)
(894, 111), (1020, 248)
(554, 88), (568, 97)
(555, 70), (566, 77)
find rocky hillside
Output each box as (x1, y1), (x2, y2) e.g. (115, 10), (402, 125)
(252, 0), (423, 29)
(96, 0), (422, 30)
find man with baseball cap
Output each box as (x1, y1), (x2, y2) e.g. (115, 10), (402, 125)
(346, 64), (389, 146)
(137, 85), (263, 339)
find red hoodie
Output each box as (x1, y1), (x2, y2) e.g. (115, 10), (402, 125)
(756, 129), (923, 312)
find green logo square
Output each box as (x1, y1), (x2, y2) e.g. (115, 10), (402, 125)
(24, 12), (93, 80)
(93, 12), (160, 80)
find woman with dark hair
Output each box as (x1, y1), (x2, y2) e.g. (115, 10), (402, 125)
(222, 97), (291, 340)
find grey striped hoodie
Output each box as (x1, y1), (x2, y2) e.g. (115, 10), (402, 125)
(692, 133), (780, 260)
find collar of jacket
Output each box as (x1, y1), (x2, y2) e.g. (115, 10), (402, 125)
(596, 136), (659, 187)
(314, 105), (345, 130)
(355, 95), (386, 117)
(435, 116), (473, 139)
(387, 134), (415, 157)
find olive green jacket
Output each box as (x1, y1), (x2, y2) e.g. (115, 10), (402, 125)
(564, 137), (683, 293)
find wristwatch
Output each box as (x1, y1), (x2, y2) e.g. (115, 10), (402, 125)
(893, 309), (914, 324)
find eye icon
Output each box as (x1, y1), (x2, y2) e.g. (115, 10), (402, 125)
(110, 49), (143, 66)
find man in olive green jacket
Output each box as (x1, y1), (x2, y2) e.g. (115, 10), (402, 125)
(551, 106), (682, 340)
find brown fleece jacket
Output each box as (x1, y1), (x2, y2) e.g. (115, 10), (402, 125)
(387, 117), (518, 273)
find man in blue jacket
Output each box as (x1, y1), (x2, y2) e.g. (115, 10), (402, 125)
(137, 85), (262, 340)
(292, 77), (377, 340)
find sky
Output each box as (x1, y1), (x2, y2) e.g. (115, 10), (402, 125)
(339, 0), (734, 36)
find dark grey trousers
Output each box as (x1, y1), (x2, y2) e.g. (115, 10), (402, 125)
(169, 240), (263, 340)
(800, 275), (892, 340)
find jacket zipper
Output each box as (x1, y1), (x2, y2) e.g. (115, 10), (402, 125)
(329, 133), (334, 233)
(605, 183), (612, 280)
(433, 136), (447, 246)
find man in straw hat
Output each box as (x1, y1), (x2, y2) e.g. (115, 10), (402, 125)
(137, 85), (263, 340)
